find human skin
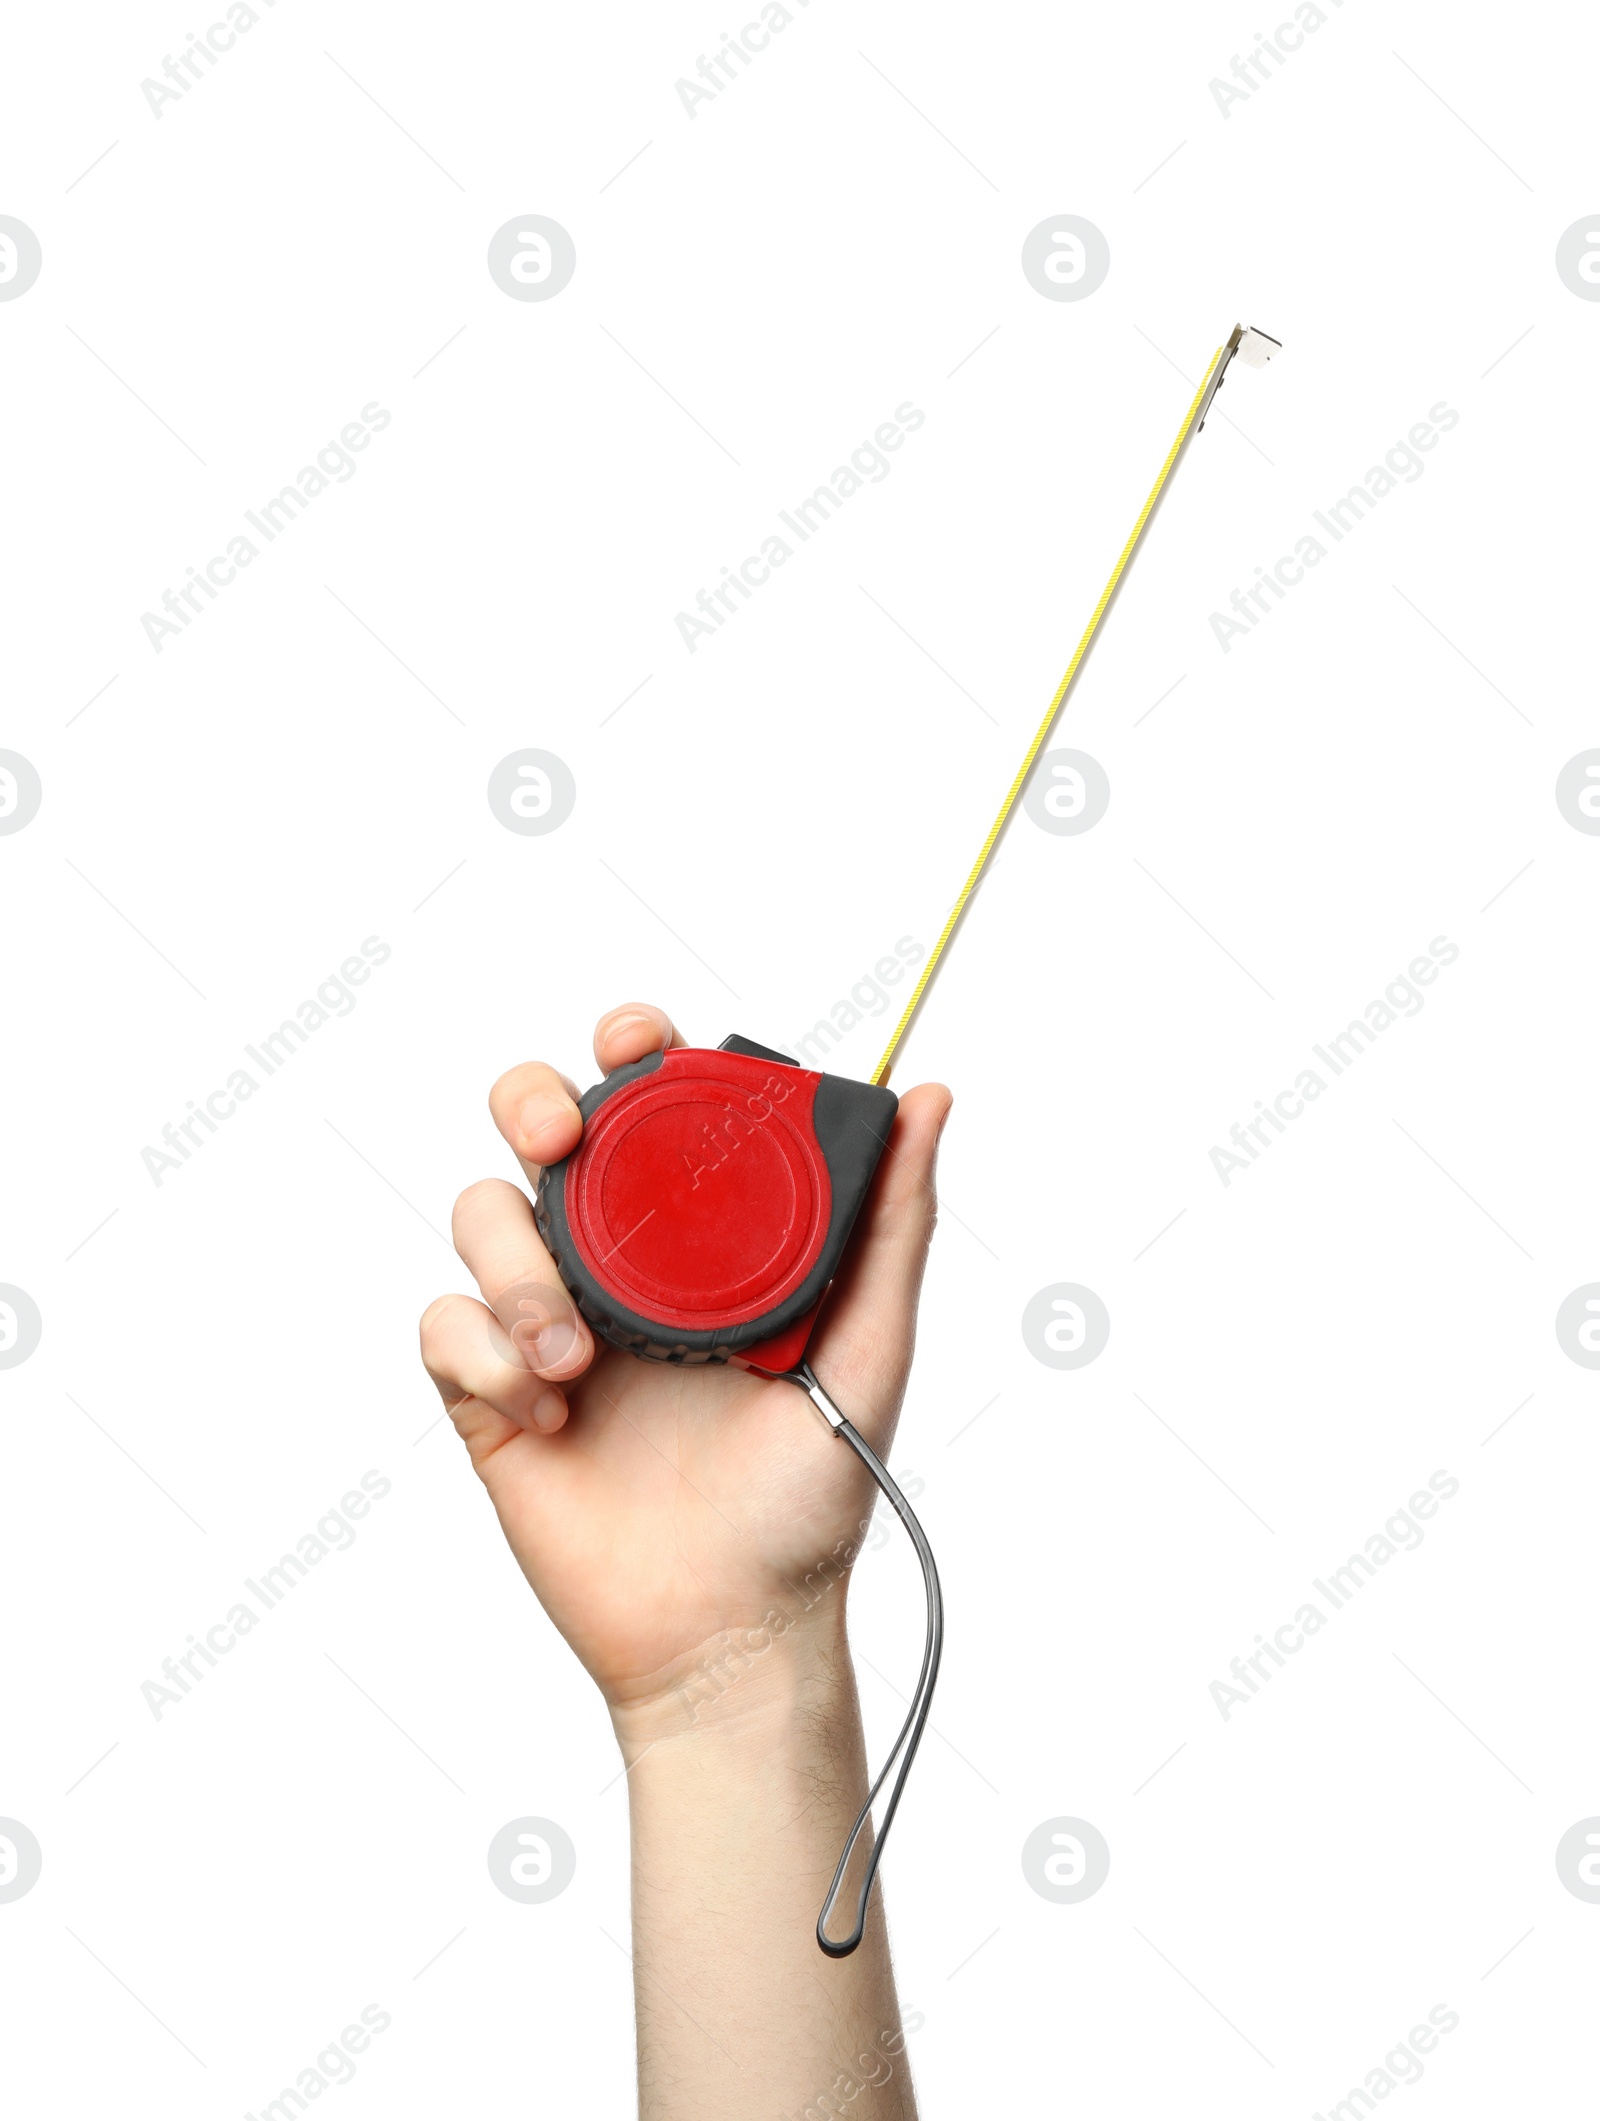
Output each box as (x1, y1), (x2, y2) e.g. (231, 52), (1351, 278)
(419, 1001), (950, 2120)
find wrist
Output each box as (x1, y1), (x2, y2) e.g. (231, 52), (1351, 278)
(609, 1603), (854, 1758)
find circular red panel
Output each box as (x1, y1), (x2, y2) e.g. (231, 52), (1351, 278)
(569, 1063), (830, 1330)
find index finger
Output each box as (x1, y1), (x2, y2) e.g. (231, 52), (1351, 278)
(593, 1001), (686, 1074)
(488, 1004), (687, 1186)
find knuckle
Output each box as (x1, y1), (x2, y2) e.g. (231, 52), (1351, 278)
(418, 1290), (466, 1344)
(451, 1175), (509, 1232)
(486, 1064), (525, 1113)
(488, 1059), (556, 1115)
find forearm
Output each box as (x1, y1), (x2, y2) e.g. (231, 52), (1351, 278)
(615, 1615), (919, 2121)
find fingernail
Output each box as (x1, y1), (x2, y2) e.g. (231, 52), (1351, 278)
(532, 1389), (566, 1433)
(538, 1320), (593, 1379)
(517, 1090), (574, 1149)
(504, 1286), (589, 1378)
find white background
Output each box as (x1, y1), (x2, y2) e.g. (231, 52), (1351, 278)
(4, 0), (1598, 2113)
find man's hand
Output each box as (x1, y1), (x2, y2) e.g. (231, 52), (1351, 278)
(419, 1001), (948, 2120)
(419, 1000), (949, 1718)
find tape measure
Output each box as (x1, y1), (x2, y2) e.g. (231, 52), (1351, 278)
(534, 1033), (895, 1374)
(538, 325), (1280, 1953)
(538, 324), (1279, 1377)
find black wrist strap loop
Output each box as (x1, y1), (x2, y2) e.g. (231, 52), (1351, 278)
(790, 1364), (945, 1959)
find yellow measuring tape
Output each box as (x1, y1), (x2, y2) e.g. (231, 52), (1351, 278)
(870, 341), (1230, 1089)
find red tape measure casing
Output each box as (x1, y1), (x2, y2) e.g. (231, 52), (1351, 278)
(535, 1036), (896, 1368)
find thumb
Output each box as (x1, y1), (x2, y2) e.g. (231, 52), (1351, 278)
(806, 1080), (953, 1441)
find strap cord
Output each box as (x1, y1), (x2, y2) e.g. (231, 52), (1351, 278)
(792, 1361), (945, 1959)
